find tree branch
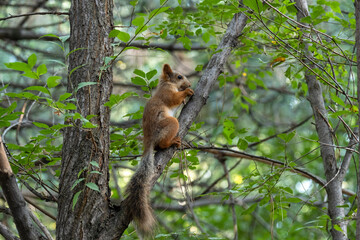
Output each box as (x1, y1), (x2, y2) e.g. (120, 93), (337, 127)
(115, 41), (207, 51)
(153, 12), (248, 183)
(17, 0), (49, 27)
(0, 222), (19, 240)
(0, 11), (69, 21)
(295, 0), (348, 238)
(0, 136), (41, 239)
(98, 10), (248, 240)
(194, 146), (355, 196)
(249, 115), (312, 148)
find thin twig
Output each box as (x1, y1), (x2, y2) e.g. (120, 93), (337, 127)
(0, 11), (69, 21)
(28, 210), (54, 240)
(24, 196), (56, 221)
(194, 146), (355, 196)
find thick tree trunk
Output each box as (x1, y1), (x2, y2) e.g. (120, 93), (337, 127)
(56, 1), (113, 239)
(295, 0), (347, 239)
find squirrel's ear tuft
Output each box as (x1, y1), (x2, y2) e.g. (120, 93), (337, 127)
(161, 64), (173, 81)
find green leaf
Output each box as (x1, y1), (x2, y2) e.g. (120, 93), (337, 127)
(59, 35), (70, 43)
(25, 86), (50, 95)
(130, 0), (138, 7)
(69, 64), (87, 78)
(135, 25), (148, 35)
(245, 135), (259, 142)
(278, 131), (296, 143)
(132, 16), (145, 27)
(117, 31), (131, 43)
(4, 62), (31, 72)
(22, 71), (39, 79)
(131, 76), (147, 86)
(133, 69), (146, 78)
(333, 225), (344, 233)
(336, 204), (350, 208)
(173, 6), (183, 15)
(195, 65), (203, 71)
(241, 203), (257, 215)
(237, 138), (248, 150)
(243, 0), (263, 13)
(90, 161), (99, 168)
(328, 1), (341, 14)
(300, 16), (312, 24)
(27, 54), (37, 68)
(59, 93), (72, 101)
(149, 7), (169, 19)
(33, 122), (50, 129)
(223, 119), (235, 144)
(243, 96), (256, 105)
(178, 36), (192, 50)
(7, 102), (17, 113)
(109, 29), (120, 38)
(149, 79), (158, 88)
(72, 190), (82, 210)
(170, 172), (179, 178)
(286, 197), (302, 203)
(86, 182), (100, 192)
(40, 33), (60, 39)
(0, 84), (8, 92)
(71, 178), (85, 190)
(37, 64), (47, 76)
(202, 32), (211, 43)
(47, 76), (62, 88)
(75, 82), (98, 92)
(104, 92), (138, 108)
(146, 69), (157, 80)
(86, 114), (97, 120)
(82, 122), (97, 128)
(64, 103), (77, 110)
(73, 113), (82, 120)
(330, 92), (346, 107)
(66, 48), (87, 58)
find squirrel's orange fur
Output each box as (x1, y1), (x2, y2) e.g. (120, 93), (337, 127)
(123, 64), (194, 237)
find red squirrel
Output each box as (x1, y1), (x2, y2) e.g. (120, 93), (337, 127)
(123, 64), (194, 236)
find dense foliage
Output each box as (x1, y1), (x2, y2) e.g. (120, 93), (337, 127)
(0, 0), (359, 239)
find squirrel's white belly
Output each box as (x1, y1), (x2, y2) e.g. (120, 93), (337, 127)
(167, 106), (179, 117)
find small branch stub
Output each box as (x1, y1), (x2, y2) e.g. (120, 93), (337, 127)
(0, 136), (12, 176)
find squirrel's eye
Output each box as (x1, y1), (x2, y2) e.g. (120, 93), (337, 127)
(177, 75), (183, 79)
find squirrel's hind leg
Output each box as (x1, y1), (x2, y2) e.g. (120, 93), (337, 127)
(156, 117), (181, 149)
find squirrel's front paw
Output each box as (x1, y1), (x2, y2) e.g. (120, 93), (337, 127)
(185, 88), (194, 96)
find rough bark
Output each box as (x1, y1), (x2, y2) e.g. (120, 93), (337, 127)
(355, 1), (360, 239)
(0, 137), (42, 240)
(295, 0), (347, 239)
(56, 1), (113, 239)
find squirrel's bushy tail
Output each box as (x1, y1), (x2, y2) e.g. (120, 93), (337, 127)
(123, 149), (156, 236)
